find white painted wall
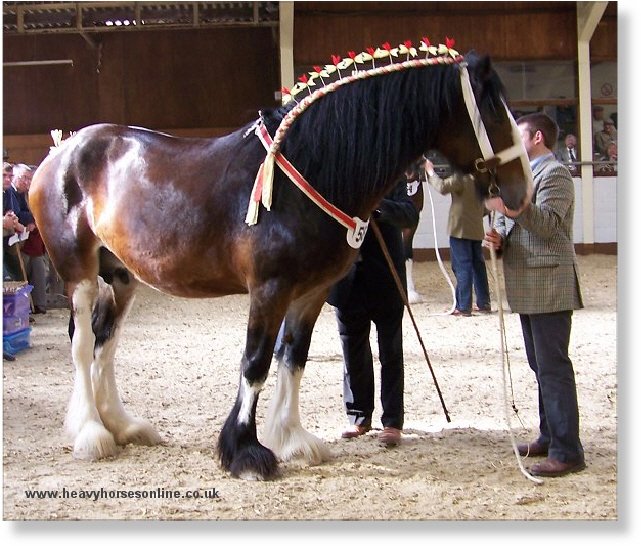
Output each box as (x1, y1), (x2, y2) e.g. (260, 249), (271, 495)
(412, 176), (617, 250)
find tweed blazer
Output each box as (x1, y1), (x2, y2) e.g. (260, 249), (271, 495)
(427, 172), (486, 240)
(494, 154), (583, 315)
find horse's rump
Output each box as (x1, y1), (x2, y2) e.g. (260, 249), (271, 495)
(31, 124), (265, 296)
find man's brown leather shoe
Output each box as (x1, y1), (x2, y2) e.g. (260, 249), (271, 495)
(341, 424), (371, 439)
(517, 441), (548, 457)
(379, 427), (402, 446)
(529, 457), (586, 477)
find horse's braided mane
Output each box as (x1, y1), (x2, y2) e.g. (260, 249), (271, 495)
(259, 51), (505, 214)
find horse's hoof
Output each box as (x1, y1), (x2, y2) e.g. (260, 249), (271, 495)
(267, 428), (331, 465)
(225, 444), (280, 481)
(302, 441), (331, 466)
(72, 421), (119, 460)
(114, 420), (162, 447)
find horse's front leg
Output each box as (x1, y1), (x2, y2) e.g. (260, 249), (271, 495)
(217, 286), (287, 480)
(263, 289), (331, 465)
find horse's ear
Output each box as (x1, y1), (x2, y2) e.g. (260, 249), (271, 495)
(475, 54), (494, 83)
(465, 50), (492, 81)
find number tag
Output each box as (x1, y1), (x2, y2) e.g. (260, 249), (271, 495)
(407, 180), (420, 197)
(346, 217), (369, 249)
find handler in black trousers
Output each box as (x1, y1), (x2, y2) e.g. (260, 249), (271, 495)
(328, 179), (419, 446)
(484, 112), (585, 477)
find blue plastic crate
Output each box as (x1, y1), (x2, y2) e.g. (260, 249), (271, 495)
(3, 313), (31, 335)
(3, 283), (33, 317)
(3, 327), (32, 357)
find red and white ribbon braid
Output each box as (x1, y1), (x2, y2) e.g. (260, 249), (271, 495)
(246, 53), (464, 249)
(248, 123), (370, 249)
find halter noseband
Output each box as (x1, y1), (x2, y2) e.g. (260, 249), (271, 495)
(459, 64), (532, 194)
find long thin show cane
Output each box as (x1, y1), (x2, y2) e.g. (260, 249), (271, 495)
(370, 219), (451, 423)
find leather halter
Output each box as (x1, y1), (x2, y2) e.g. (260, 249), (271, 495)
(459, 64), (533, 194)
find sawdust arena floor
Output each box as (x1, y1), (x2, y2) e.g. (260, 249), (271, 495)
(3, 254), (630, 537)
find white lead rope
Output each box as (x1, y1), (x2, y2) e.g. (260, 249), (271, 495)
(461, 64), (539, 482)
(488, 211), (543, 485)
(424, 179), (457, 316)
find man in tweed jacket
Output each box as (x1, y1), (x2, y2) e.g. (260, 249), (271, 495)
(484, 112), (585, 477)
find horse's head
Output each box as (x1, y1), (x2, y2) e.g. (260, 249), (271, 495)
(436, 53), (532, 210)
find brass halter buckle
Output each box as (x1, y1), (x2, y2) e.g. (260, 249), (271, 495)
(475, 157), (489, 173)
(475, 157), (501, 197)
(475, 156), (502, 174)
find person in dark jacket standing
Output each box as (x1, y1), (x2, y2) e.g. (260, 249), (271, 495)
(328, 179), (419, 447)
(484, 112), (585, 477)
(3, 162), (26, 281)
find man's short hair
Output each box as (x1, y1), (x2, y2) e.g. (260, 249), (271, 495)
(516, 112), (559, 150)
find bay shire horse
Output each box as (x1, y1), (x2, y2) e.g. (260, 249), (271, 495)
(29, 48), (532, 480)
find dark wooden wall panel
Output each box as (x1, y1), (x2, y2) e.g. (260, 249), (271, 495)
(3, 27), (280, 136)
(497, 11), (577, 60)
(3, 34), (100, 134)
(292, 1), (615, 66)
(2, 1), (617, 164)
(591, 10), (618, 61)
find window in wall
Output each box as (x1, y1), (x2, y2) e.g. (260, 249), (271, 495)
(494, 60), (578, 142)
(495, 59), (617, 176)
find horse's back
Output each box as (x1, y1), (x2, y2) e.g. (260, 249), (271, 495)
(30, 122), (259, 294)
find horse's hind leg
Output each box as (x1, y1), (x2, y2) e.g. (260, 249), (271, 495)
(91, 261), (161, 448)
(263, 289), (331, 465)
(66, 278), (119, 460)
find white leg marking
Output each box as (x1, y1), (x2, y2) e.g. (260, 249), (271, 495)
(237, 376), (263, 425)
(92, 284), (160, 447)
(93, 311), (162, 447)
(263, 361), (330, 465)
(66, 280), (118, 460)
(406, 259), (422, 304)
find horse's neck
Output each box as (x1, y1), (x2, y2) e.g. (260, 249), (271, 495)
(278, 122), (432, 220)
(276, 73), (450, 217)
